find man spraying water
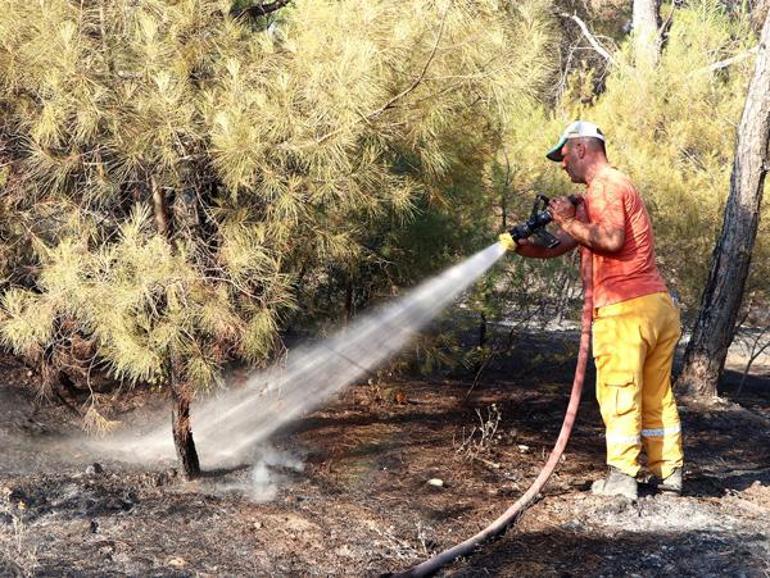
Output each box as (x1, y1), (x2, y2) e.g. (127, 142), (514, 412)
(501, 120), (684, 500)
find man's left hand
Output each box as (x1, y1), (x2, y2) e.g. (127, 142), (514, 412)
(549, 196), (576, 225)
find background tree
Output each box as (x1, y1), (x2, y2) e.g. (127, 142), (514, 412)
(633, 0), (661, 67)
(676, 9), (770, 399)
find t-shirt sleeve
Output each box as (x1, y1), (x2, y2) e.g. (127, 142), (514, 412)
(588, 176), (625, 230)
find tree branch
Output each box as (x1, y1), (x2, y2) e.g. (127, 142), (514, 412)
(693, 46), (759, 76)
(233, 0), (292, 20)
(367, 4), (450, 119)
(314, 3), (451, 146)
(559, 12), (615, 64)
(151, 176), (170, 238)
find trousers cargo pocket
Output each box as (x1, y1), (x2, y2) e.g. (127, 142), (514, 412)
(604, 371), (636, 417)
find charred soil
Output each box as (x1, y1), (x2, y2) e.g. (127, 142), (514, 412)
(0, 334), (769, 578)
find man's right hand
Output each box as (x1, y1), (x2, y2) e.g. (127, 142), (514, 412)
(549, 196), (578, 225)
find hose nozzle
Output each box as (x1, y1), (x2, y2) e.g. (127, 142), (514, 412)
(498, 232), (516, 252)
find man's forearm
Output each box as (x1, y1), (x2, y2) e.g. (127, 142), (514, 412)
(515, 244), (566, 259)
(558, 218), (624, 253)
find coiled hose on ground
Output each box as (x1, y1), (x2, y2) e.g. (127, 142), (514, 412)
(391, 251), (594, 578)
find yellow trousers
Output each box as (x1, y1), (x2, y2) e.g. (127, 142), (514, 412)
(592, 292), (684, 479)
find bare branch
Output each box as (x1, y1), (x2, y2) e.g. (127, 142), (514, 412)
(151, 176), (169, 238)
(233, 0), (292, 20)
(368, 4), (450, 118)
(562, 10), (750, 78)
(693, 46), (759, 76)
(559, 12), (615, 64)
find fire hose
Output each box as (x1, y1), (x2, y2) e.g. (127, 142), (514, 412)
(391, 200), (593, 577)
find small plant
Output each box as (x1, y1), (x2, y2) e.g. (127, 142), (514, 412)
(734, 323), (770, 395)
(0, 494), (38, 577)
(415, 521), (437, 557)
(372, 521), (437, 562)
(81, 400), (121, 437)
(454, 403), (502, 462)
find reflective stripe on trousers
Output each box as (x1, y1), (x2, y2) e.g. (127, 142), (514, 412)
(641, 424), (681, 438)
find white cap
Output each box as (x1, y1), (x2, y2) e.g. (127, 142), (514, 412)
(546, 120), (605, 161)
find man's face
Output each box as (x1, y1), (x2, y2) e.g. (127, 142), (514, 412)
(560, 141), (584, 184)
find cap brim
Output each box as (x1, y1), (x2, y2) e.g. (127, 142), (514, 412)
(546, 137), (567, 161)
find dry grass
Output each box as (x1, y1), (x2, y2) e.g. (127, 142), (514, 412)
(0, 492), (38, 577)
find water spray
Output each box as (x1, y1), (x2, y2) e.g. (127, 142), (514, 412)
(111, 242), (507, 466)
(184, 192), (573, 464)
(391, 194), (590, 577)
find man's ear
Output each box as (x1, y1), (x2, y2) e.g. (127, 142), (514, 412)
(576, 142), (586, 159)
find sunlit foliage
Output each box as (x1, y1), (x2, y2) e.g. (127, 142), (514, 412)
(0, 0), (556, 390)
(555, 1), (768, 309)
(1, 0), (765, 401)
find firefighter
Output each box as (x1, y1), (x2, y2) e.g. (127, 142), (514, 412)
(515, 120), (684, 500)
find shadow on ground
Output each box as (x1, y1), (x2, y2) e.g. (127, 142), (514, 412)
(450, 526), (769, 577)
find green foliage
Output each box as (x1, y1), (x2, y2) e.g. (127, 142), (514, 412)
(544, 0), (766, 311)
(0, 0), (557, 389)
(1, 207), (261, 387)
(2, 0), (764, 398)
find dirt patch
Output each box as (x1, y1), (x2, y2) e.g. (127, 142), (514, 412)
(0, 339), (768, 577)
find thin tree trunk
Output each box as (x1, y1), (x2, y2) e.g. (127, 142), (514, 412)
(170, 186), (203, 477)
(500, 151), (511, 231)
(156, 183), (202, 477)
(345, 279), (354, 324)
(172, 188), (201, 240)
(170, 355), (201, 479)
(633, 0), (661, 67)
(151, 176), (169, 237)
(676, 12), (770, 398)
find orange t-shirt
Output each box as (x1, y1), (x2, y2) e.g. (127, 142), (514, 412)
(580, 165), (667, 308)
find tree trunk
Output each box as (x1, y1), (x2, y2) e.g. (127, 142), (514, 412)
(155, 181), (203, 476)
(633, 0), (661, 67)
(345, 279), (354, 324)
(676, 12), (770, 398)
(500, 152), (510, 231)
(151, 176), (169, 237)
(479, 312), (487, 348)
(170, 356), (201, 479)
(172, 188), (201, 241)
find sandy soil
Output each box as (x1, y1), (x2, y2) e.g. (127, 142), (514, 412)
(0, 334), (768, 578)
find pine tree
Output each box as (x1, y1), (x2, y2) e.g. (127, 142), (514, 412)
(0, 0), (556, 476)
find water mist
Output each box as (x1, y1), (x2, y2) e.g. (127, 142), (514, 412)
(110, 243), (507, 467)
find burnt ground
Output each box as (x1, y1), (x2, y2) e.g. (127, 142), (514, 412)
(0, 332), (769, 578)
